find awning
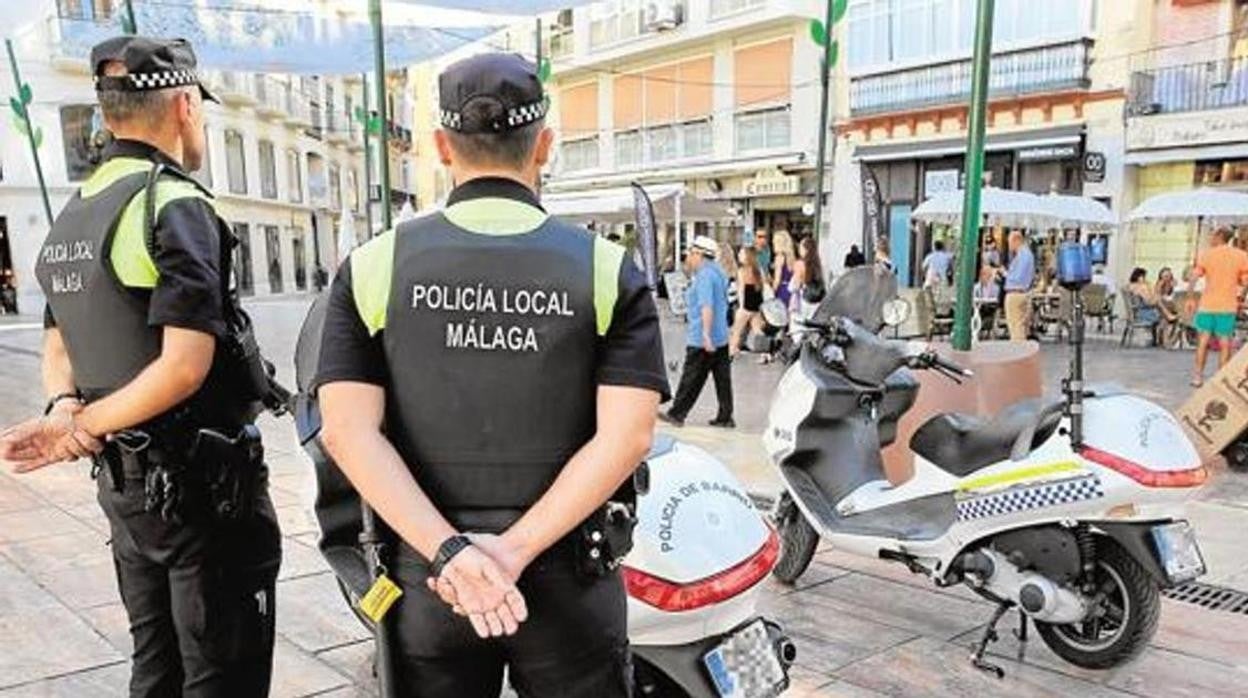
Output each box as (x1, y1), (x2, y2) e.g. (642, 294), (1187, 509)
(854, 124), (1085, 163)
(544, 184), (737, 224)
(1125, 143), (1248, 166)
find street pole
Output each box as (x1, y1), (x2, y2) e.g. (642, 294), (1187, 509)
(369, 0), (392, 230)
(121, 0), (137, 34)
(951, 0), (995, 351)
(6, 39), (53, 228)
(535, 17), (543, 197)
(361, 73), (374, 237)
(811, 0), (835, 260)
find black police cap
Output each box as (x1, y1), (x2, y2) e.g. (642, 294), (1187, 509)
(439, 53), (548, 134)
(90, 36), (219, 104)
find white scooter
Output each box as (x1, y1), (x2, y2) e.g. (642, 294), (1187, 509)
(763, 253), (1208, 677)
(291, 294), (795, 698)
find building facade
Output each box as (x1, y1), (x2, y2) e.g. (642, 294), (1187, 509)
(826, 0), (1149, 285)
(1125, 0), (1248, 276)
(0, 2), (422, 314)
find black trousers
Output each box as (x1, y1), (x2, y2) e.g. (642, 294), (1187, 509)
(98, 472), (282, 698)
(668, 346), (733, 422)
(390, 543), (631, 698)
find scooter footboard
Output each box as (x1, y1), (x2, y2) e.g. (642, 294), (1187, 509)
(789, 412), (886, 507)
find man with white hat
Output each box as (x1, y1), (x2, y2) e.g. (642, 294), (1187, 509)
(661, 235), (734, 428)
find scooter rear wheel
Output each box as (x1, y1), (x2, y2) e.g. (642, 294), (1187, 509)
(1223, 437), (1248, 472)
(771, 494), (819, 585)
(1034, 540), (1160, 669)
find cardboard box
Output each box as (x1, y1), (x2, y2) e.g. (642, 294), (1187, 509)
(1177, 345), (1248, 460)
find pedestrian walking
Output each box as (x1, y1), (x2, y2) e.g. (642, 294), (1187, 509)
(921, 240), (952, 288)
(791, 236), (825, 317)
(771, 230), (796, 310)
(1001, 230), (1036, 341)
(843, 244), (865, 269)
(875, 237), (895, 275)
(315, 53), (669, 697)
(661, 235), (734, 428)
(0, 36), (284, 696)
(729, 246), (766, 357)
(753, 229), (773, 277)
(1189, 227), (1248, 386)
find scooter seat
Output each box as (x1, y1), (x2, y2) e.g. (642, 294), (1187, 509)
(910, 399), (1063, 477)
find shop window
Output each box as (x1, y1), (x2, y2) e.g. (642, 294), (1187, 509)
(224, 130), (247, 195)
(231, 223), (254, 296)
(60, 105), (106, 182)
(561, 137), (600, 172)
(292, 227), (308, 291)
(264, 225), (283, 294)
(734, 107), (790, 152)
(287, 149), (303, 203)
(258, 139), (277, 200)
(329, 164), (343, 210)
(1195, 158), (1248, 186)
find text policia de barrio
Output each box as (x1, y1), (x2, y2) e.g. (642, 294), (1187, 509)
(411, 282), (575, 353)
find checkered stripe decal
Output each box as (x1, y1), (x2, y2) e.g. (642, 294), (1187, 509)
(439, 108), (462, 130)
(94, 70), (199, 91)
(956, 475), (1105, 522)
(440, 99), (548, 131)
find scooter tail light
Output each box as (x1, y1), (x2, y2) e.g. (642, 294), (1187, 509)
(1078, 445), (1208, 488)
(623, 528), (780, 612)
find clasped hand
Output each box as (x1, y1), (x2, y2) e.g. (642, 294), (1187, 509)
(425, 533), (531, 639)
(0, 402), (102, 473)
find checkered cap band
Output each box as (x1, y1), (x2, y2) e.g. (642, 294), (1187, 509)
(94, 70), (200, 93)
(440, 98), (548, 133)
(956, 475), (1105, 522)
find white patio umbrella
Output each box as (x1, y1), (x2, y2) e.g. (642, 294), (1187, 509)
(1040, 193), (1117, 230)
(1127, 188), (1248, 225)
(912, 187), (1057, 229)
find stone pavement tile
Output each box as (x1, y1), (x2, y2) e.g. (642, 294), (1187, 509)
(13, 462), (98, 508)
(78, 602), (130, 655)
(0, 661), (129, 697)
(813, 549), (983, 604)
(0, 531), (117, 610)
(948, 618), (1112, 685)
(275, 572), (371, 654)
(0, 606), (122, 689)
(59, 504), (109, 535)
(1151, 598), (1248, 668)
(803, 678), (890, 697)
(0, 508), (90, 545)
(305, 689), (373, 698)
(1102, 646), (1248, 698)
(279, 535), (331, 581)
(315, 639), (376, 689)
(268, 483), (306, 509)
(275, 505), (321, 538)
(833, 636), (1131, 698)
(799, 572), (997, 641)
(271, 472), (318, 505)
(770, 561), (854, 595)
(764, 593), (917, 674)
(0, 558), (62, 615)
(0, 477), (42, 515)
(270, 637), (352, 698)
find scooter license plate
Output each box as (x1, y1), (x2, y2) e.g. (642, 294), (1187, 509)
(1151, 521), (1206, 585)
(701, 620), (788, 698)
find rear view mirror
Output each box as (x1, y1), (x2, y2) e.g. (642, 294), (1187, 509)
(882, 298), (911, 327)
(761, 299), (789, 328)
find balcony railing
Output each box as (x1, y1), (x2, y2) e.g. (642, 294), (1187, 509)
(850, 39), (1092, 116)
(1128, 56), (1248, 116)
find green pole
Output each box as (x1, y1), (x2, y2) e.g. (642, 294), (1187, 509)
(535, 17), (543, 198)
(361, 72), (374, 237)
(811, 0), (835, 261)
(951, 0), (995, 351)
(369, 0), (392, 230)
(6, 39), (53, 228)
(121, 0), (137, 34)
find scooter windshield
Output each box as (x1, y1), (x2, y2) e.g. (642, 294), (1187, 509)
(811, 267), (899, 333)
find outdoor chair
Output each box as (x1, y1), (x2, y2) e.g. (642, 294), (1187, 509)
(1120, 292), (1160, 348)
(924, 285), (955, 341)
(1082, 284), (1115, 333)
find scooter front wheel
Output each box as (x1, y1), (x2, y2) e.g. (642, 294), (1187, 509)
(771, 493), (819, 585)
(1034, 540), (1160, 669)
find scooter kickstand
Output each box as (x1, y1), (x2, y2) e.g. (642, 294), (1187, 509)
(970, 603), (1010, 680)
(1013, 609), (1029, 662)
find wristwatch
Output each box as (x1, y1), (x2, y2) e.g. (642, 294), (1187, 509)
(43, 391), (83, 415)
(430, 534), (472, 577)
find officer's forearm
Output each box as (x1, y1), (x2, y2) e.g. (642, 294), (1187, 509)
(505, 385), (660, 563)
(41, 329), (76, 398)
(320, 381), (458, 561)
(77, 327), (215, 436)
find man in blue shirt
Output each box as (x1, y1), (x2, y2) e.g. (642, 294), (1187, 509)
(1000, 230), (1036, 341)
(661, 235), (734, 428)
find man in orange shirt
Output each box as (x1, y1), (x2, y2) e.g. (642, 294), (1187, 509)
(1189, 227), (1248, 386)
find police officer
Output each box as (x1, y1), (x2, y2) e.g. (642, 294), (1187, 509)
(316, 53), (669, 697)
(0, 37), (281, 696)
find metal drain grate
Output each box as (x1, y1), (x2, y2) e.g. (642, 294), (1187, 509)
(1162, 582), (1248, 615)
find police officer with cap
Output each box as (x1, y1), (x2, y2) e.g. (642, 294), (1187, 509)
(316, 52), (669, 696)
(0, 36), (282, 696)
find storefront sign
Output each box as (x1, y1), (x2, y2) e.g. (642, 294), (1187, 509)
(1127, 110), (1248, 150)
(924, 169), (959, 196)
(1083, 151), (1107, 183)
(744, 168), (800, 197)
(862, 166), (883, 248)
(1017, 144), (1080, 162)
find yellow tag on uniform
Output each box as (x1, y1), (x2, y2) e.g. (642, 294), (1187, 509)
(358, 574), (403, 623)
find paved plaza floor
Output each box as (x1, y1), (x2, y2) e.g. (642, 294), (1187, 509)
(0, 298), (1246, 696)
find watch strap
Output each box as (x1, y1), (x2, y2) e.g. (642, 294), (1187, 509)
(44, 391), (83, 415)
(430, 534), (472, 577)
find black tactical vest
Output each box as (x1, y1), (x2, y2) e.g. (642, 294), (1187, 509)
(35, 171), (162, 398)
(382, 213), (599, 511)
